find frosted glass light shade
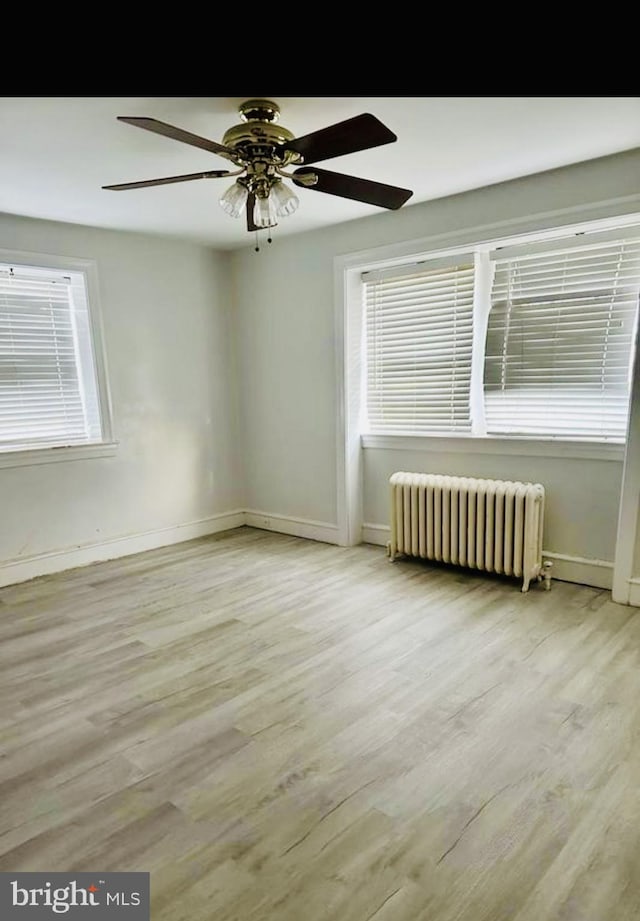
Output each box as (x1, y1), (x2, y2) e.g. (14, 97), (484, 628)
(271, 180), (299, 217)
(253, 194), (278, 228)
(219, 181), (248, 218)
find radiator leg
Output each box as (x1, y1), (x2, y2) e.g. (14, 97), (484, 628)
(387, 541), (396, 562)
(542, 560), (553, 590)
(521, 577), (531, 593)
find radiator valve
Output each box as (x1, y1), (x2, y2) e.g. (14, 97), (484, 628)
(540, 559), (553, 591)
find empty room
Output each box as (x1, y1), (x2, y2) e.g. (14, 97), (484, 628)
(2, 96), (640, 921)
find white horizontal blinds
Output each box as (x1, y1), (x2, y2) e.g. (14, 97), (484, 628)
(0, 264), (101, 451)
(364, 258), (474, 434)
(484, 236), (640, 441)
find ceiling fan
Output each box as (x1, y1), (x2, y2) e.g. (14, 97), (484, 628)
(102, 99), (413, 236)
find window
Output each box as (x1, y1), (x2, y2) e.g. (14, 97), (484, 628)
(0, 258), (110, 454)
(364, 258), (474, 434)
(363, 225), (640, 443)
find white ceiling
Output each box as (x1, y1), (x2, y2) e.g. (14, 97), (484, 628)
(1, 96), (639, 251)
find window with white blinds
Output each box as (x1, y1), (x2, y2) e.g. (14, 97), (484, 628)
(364, 259), (475, 434)
(362, 223), (640, 443)
(0, 262), (104, 452)
(485, 236), (640, 440)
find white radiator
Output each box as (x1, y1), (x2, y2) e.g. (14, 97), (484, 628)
(387, 472), (551, 592)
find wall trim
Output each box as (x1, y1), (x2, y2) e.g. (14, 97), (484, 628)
(334, 254), (365, 547)
(362, 523), (391, 546)
(361, 433), (625, 462)
(613, 308), (640, 603)
(542, 552), (613, 591)
(244, 510), (340, 545)
(0, 509), (344, 589)
(1, 509), (614, 591)
(333, 195), (640, 271)
(627, 578), (640, 607)
(0, 510), (246, 588)
(0, 441), (120, 469)
(361, 522), (613, 590)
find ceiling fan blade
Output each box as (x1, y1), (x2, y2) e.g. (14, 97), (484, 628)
(117, 117), (236, 161)
(293, 166), (413, 210)
(246, 191), (258, 232)
(102, 170), (231, 191)
(283, 114), (397, 165)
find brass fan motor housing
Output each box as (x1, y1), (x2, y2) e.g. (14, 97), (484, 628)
(222, 99), (300, 166)
(238, 99), (281, 123)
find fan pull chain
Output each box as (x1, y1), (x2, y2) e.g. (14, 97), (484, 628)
(254, 229), (274, 252)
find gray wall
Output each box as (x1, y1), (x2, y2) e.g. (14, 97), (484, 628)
(0, 213), (242, 564)
(231, 149), (640, 570)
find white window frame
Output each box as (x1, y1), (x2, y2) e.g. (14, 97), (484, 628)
(335, 208), (640, 547)
(0, 248), (116, 468)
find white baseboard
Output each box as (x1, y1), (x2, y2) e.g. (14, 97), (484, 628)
(362, 523), (390, 547)
(244, 510), (340, 545)
(627, 578), (640, 606)
(541, 552), (613, 590)
(2, 511), (613, 593)
(361, 522), (613, 590)
(0, 509), (342, 588)
(0, 510), (245, 588)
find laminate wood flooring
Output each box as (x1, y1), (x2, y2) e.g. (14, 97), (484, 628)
(1, 527), (639, 920)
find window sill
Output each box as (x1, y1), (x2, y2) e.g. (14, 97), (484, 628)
(0, 441), (119, 469)
(361, 433), (625, 462)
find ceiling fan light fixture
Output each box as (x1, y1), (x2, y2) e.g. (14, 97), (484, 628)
(219, 180), (248, 218)
(271, 180), (299, 218)
(253, 193), (278, 229)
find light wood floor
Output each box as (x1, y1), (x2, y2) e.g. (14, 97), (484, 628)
(1, 527), (640, 920)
